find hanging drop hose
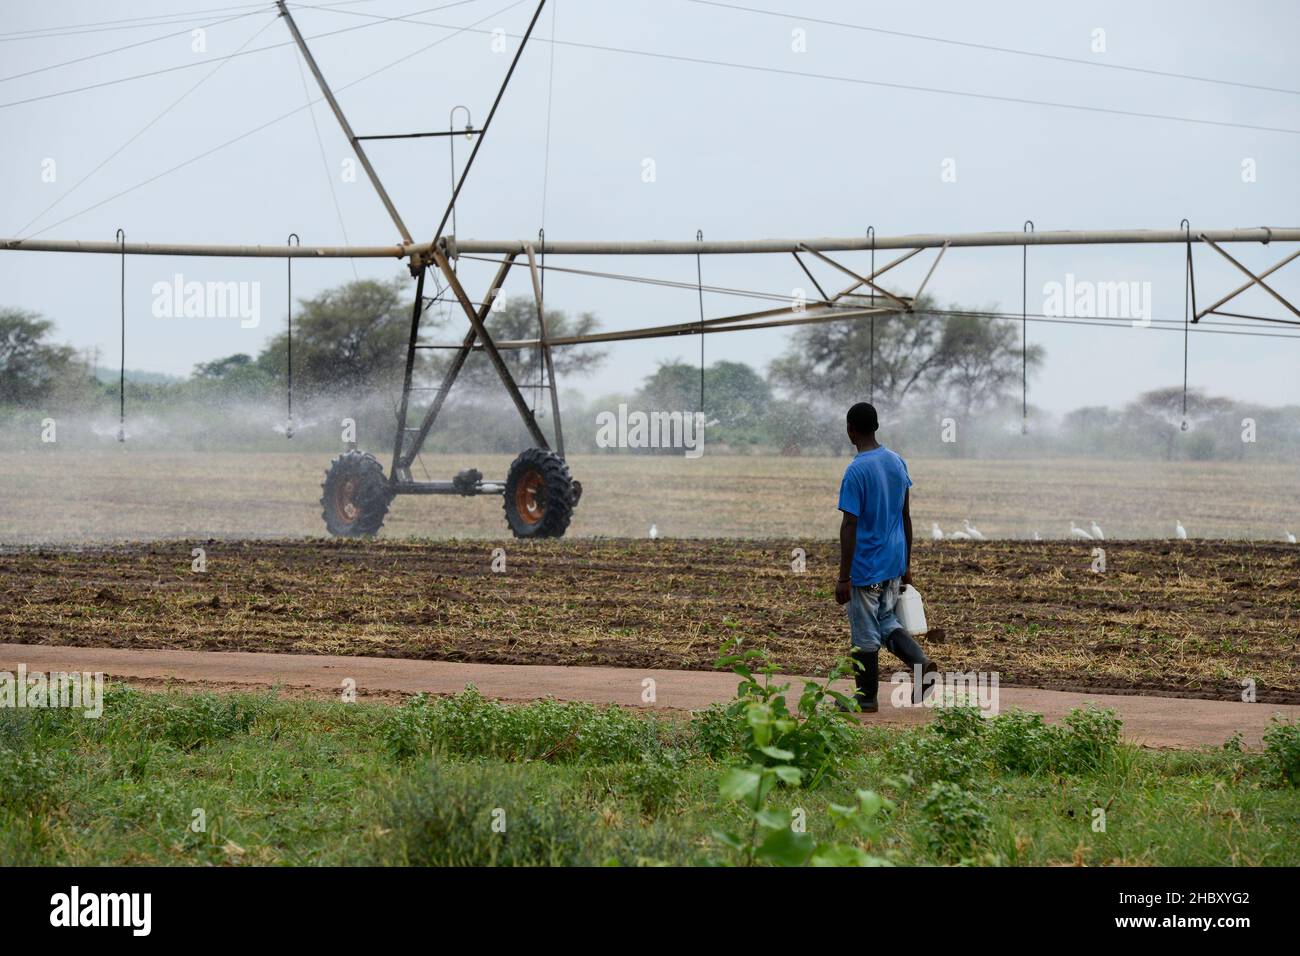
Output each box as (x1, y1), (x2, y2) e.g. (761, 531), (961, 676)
(1022, 219), (1034, 433)
(1181, 219), (1191, 431)
(286, 232), (299, 438)
(867, 225), (875, 405)
(536, 227), (545, 415)
(447, 104), (472, 272)
(535, 2), (557, 422)
(116, 227), (125, 442)
(696, 228), (705, 415)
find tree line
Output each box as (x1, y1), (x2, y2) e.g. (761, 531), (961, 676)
(2, 277), (1295, 461)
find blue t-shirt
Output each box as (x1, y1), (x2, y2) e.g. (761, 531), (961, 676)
(837, 446), (912, 586)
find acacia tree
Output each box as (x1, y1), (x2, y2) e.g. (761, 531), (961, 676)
(700, 361), (772, 433)
(451, 296), (606, 392)
(633, 359), (773, 446)
(0, 308), (84, 405)
(917, 310), (1044, 457)
(191, 353), (274, 396)
(636, 359), (700, 413)
(1061, 405), (1124, 456)
(256, 276), (423, 399)
(936, 310), (1045, 422)
(769, 297), (1041, 413)
(767, 295), (949, 415)
(1122, 386), (1235, 461)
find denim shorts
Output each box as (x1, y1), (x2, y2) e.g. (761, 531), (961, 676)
(847, 577), (903, 653)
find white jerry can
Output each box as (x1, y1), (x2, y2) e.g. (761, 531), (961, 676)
(895, 584), (928, 636)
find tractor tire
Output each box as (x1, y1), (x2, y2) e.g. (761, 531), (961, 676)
(320, 450), (392, 537)
(502, 447), (577, 539)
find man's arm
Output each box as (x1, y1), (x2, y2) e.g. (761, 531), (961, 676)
(836, 511), (856, 605)
(901, 488), (913, 586)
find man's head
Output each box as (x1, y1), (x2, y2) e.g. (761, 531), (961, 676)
(846, 402), (879, 442)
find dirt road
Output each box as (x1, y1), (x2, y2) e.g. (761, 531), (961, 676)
(4, 642), (1295, 749)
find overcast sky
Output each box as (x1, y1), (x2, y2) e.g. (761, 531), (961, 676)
(2, 0), (1297, 413)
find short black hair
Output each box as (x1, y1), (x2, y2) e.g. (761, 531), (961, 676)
(846, 402), (879, 434)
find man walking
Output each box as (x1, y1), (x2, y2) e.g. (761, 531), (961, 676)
(834, 402), (936, 712)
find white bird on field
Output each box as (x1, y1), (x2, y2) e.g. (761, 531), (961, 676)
(949, 530), (972, 541)
(964, 519), (986, 541)
(1033, 531), (1042, 541)
(1070, 521), (1094, 540)
(1287, 532), (1297, 544)
(931, 522), (944, 541)
(1175, 520), (1187, 540)
(648, 524), (659, 540)
(1090, 521), (1105, 541)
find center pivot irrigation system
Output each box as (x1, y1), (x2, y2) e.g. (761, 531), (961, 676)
(4, 0), (1299, 539)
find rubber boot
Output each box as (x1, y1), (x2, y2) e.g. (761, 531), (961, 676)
(849, 648), (879, 713)
(886, 629), (938, 704)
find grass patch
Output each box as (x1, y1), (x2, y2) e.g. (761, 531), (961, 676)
(0, 685), (1296, 866)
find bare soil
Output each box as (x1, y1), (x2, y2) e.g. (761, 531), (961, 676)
(2, 537), (1296, 702)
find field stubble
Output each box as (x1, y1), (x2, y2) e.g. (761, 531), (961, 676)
(1, 537), (1296, 703)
